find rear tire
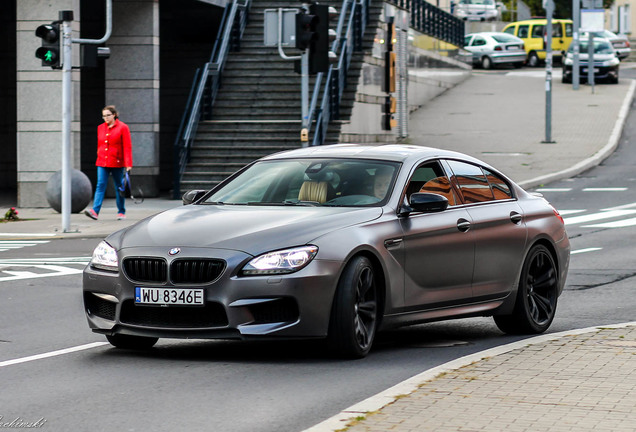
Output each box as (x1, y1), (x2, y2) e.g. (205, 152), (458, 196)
(328, 256), (378, 359)
(106, 334), (158, 350)
(527, 51), (540, 67)
(481, 56), (493, 70)
(494, 244), (558, 335)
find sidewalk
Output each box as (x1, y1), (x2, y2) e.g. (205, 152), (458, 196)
(2, 69), (636, 432)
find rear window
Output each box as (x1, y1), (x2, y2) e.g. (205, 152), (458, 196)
(492, 34), (521, 43)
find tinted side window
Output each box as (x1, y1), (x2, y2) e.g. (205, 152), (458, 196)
(472, 36), (486, 46)
(446, 160), (494, 204)
(518, 25), (529, 38)
(532, 25), (545, 38)
(553, 23), (562, 37)
(406, 161), (460, 206)
(483, 169), (512, 200)
(565, 23), (573, 37)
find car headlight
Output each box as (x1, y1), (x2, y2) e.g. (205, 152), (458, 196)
(90, 241), (119, 272)
(241, 246), (318, 275)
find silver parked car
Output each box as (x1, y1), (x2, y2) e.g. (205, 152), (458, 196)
(464, 32), (526, 69)
(581, 30), (631, 60)
(84, 145), (570, 358)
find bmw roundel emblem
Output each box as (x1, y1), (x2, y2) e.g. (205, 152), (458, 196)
(169, 247), (181, 256)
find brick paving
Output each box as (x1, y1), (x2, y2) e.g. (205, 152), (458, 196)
(344, 326), (636, 432)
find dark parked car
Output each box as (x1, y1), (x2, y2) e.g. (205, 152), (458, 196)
(562, 38), (620, 84)
(84, 145), (570, 358)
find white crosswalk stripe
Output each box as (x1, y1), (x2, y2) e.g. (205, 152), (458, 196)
(563, 210), (636, 226)
(0, 240), (50, 253)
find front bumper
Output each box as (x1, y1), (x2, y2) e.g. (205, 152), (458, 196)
(563, 64), (619, 81)
(83, 247), (342, 341)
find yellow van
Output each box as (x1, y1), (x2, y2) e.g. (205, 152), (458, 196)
(502, 19), (573, 66)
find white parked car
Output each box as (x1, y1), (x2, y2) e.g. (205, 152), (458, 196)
(464, 32), (526, 69)
(454, 0), (499, 22)
(581, 30), (631, 60)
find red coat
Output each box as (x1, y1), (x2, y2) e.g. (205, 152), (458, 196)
(95, 119), (133, 168)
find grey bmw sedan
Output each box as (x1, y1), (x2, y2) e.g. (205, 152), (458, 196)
(83, 145), (570, 358)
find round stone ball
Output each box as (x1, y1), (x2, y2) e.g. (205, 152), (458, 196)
(46, 169), (93, 213)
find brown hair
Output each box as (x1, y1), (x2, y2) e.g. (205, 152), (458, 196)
(102, 105), (119, 119)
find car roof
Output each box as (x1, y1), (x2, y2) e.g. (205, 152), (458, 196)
(260, 144), (482, 165)
(505, 18), (572, 25)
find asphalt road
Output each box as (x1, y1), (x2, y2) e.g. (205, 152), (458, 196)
(2, 69), (636, 432)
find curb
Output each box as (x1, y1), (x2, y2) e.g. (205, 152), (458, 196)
(518, 79), (636, 190)
(303, 321), (636, 432)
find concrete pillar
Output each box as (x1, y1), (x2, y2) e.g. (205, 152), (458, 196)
(106, 0), (160, 196)
(16, 0), (81, 207)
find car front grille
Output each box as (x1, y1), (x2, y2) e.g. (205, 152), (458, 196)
(84, 293), (116, 321)
(170, 259), (225, 284)
(123, 257), (225, 284)
(123, 258), (167, 283)
(120, 300), (228, 328)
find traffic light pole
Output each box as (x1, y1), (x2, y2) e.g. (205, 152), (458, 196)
(61, 13), (73, 232)
(543, 0), (555, 144)
(300, 51), (309, 144)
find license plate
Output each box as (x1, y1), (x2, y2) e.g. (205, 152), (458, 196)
(135, 287), (204, 306)
(582, 68), (600, 73)
(507, 45), (520, 50)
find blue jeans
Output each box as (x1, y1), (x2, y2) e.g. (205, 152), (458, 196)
(92, 166), (126, 215)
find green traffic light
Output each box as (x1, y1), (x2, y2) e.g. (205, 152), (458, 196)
(44, 50), (53, 62)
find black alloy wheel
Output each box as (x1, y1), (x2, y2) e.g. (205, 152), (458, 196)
(494, 244), (558, 334)
(106, 334), (158, 350)
(328, 256), (378, 358)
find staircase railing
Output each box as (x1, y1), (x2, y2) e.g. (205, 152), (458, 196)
(308, 0), (464, 147)
(172, 0), (251, 199)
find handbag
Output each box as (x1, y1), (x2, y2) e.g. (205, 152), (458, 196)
(118, 171), (144, 204)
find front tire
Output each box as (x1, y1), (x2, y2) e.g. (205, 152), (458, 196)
(328, 256), (378, 358)
(494, 244), (558, 335)
(106, 334), (158, 350)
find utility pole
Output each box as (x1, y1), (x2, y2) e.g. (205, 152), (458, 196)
(543, 0), (555, 144)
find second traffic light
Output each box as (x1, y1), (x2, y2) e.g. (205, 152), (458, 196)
(35, 22), (62, 69)
(295, 4), (336, 74)
(295, 9), (318, 50)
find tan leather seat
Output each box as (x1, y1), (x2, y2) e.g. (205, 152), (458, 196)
(298, 181), (328, 203)
(419, 177), (458, 206)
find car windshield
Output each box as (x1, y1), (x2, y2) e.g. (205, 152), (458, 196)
(203, 158), (401, 207)
(570, 40), (614, 54)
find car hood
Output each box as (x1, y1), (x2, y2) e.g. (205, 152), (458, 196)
(111, 205), (383, 255)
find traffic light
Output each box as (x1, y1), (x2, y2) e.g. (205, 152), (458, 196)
(308, 4), (330, 74)
(35, 22), (62, 69)
(295, 9), (318, 50)
(382, 96), (397, 131)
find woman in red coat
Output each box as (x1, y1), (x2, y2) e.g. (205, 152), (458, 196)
(84, 105), (132, 220)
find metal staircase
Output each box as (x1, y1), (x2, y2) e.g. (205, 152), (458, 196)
(175, 0), (382, 194)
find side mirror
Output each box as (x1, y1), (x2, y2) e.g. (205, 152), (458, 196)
(182, 189), (207, 205)
(409, 193), (449, 213)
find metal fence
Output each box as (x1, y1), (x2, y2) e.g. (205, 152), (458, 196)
(387, 0), (464, 48)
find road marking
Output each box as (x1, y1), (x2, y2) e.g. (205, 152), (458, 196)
(571, 247), (603, 255)
(557, 209), (585, 216)
(535, 188), (572, 192)
(583, 217), (636, 229)
(0, 240), (50, 253)
(0, 233), (56, 237)
(563, 209), (636, 226)
(602, 202), (636, 211)
(582, 187), (628, 192)
(0, 257), (91, 265)
(0, 264), (83, 282)
(0, 342), (109, 368)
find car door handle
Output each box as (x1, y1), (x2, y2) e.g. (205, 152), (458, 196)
(384, 238), (403, 249)
(510, 211), (523, 224)
(457, 219), (471, 232)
